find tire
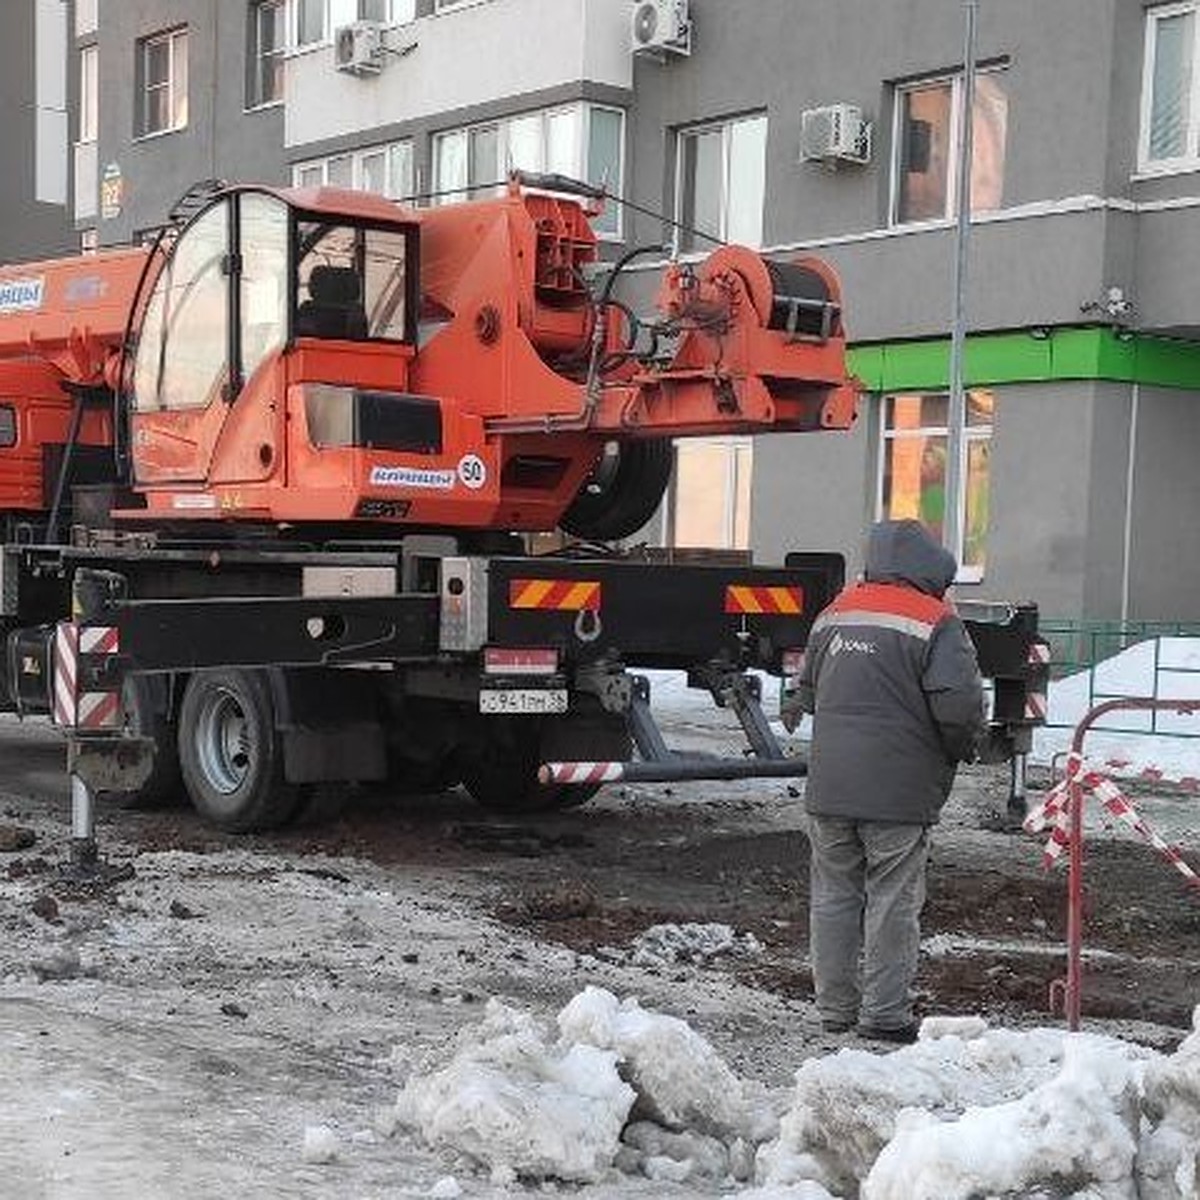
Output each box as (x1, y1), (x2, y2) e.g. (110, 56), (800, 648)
(100, 675), (183, 810)
(177, 669), (299, 832)
(459, 705), (632, 814)
(559, 439), (673, 542)
(458, 718), (566, 814)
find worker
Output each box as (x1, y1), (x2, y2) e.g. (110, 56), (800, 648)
(782, 518), (985, 1043)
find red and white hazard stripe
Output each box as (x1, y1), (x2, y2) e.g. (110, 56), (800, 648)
(53, 620), (122, 731)
(53, 622), (78, 728)
(1028, 642), (1051, 666)
(76, 690), (122, 731)
(79, 625), (119, 656)
(1025, 691), (1048, 721)
(539, 761), (626, 786)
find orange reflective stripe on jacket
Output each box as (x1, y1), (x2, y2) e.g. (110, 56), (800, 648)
(812, 581), (950, 643)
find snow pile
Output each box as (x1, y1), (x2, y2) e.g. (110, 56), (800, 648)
(758, 1014), (1200, 1200)
(394, 996), (635, 1183)
(1139, 1015), (1200, 1198)
(300, 1124), (339, 1164)
(396, 991), (1200, 1196)
(629, 921), (762, 968)
(395, 985), (773, 1185)
(558, 986), (776, 1144)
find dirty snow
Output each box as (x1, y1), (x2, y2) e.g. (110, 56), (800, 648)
(628, 921), (762, 968)
(392, 987), (1200, 1199)
(1, 666), (1199, 1197)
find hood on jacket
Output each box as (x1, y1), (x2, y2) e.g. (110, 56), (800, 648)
(863, 519), (958, 598)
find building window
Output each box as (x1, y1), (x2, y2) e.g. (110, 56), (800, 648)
(79, 45), (98, 142)
(433, 103), (626, 236)
(1141, 3), (1200, 169)
(892, 70), (1007, 225)
(293, 0), (409, 46)
(75, 0), (98, 37)
(878, 391), (994, 579)
(293, 140), (414, 198)
(138, 27), (188, 137)
(667, 438), (753, 550)
(675, 113), (767, 253)
(248, 0), (286, 109)
(81, 228), (99, 255)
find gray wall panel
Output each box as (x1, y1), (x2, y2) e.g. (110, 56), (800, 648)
(97, 0), (284, 244)
(1127, 386), (1200, 621)
(0, 1), (73, 263)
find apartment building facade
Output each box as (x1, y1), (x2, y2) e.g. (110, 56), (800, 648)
(0, 1), (76, 263)
(9, 0), (1200, 622)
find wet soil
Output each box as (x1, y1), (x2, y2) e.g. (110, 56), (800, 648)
(7, 732), (1200, 1037)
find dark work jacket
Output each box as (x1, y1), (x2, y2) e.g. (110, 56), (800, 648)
(797, 522), (985, 825)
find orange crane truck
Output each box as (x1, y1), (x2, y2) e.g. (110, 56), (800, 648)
(0, 176), (1045, 839)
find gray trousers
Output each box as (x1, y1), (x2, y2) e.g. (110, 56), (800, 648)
(806, 815), (930, 1029)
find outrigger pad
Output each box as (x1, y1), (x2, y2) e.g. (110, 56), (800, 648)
(68, 736), (156, 793)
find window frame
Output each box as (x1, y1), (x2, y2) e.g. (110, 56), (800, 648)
(0, 405), (16, 449)
(673, 111), (768, 254)
(292, 138), (415, 199)
(291, 0), (408, 48)
(1139, 2), (1200, 174)
(137, 26), (188, 139)
(432, 102), (627, 239)
(247, 0), (287, 111)
(889, 65), (1007, 227)
(875, 391), (994, 583)
(79, 44), (98, 143)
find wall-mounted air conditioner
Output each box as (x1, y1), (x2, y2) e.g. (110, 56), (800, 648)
(334, 21), (385, 76)
(631, 0), (691, 58)
(800, 104), (872, 166)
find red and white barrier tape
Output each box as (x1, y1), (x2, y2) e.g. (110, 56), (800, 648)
(1025, 751), (1200, 890)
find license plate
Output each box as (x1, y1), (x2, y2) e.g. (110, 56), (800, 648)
(479, 687), (568, 715)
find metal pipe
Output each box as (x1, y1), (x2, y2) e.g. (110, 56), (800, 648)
(944, 0), (978, 560)
(1120, 383), (1140, 623)
(540, 757), (807, 785)
(1008, 750), (1027, 817)
(69, 770), (98, 872)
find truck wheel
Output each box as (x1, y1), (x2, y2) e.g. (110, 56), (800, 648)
(458, 719), (564, 814)
(177, 669), (298, 832)
(100, 676), (183, 809)
(559, 439), (673, 541)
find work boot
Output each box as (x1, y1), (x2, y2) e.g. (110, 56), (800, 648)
(857, 1022), (920, 1045)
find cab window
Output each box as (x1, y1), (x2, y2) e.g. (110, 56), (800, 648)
(133, 199), (231, 411)
(239, 193), (289, 382)
(0, 404), (15, 447)
(294, 219), (411, 342)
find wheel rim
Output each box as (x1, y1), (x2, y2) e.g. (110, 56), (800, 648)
(194, 686), (253, 796)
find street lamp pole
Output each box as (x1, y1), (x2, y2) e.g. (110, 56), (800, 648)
(944, 0), (978, 561)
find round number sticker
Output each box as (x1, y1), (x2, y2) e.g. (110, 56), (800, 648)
(457, 454), (487, 490)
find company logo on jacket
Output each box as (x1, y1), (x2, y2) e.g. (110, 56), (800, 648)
(828, 631), (878, 657)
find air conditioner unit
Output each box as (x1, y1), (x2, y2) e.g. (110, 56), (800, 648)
(631, 0), (691, 58)
(800, 104), (872, 166)
(334, 21), (385, 76)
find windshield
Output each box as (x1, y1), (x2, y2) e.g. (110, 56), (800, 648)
(294, 219), (411, 342)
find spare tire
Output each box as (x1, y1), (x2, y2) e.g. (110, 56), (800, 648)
(559, 439), (673, 542)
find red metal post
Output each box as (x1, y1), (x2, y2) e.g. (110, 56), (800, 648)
(1055, 696), (1200, 1031)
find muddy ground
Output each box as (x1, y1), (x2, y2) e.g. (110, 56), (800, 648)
(5, 713), (1199, 1044)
